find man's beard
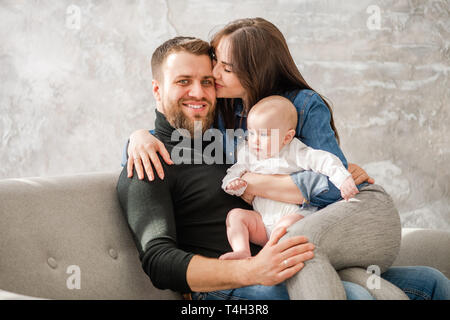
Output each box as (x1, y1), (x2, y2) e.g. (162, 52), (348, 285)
(163, 98), (216, 138)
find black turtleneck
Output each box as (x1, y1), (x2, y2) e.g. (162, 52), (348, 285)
(117, 110), (257, 294)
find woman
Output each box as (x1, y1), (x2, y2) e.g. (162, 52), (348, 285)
(125, 18), (449, 300)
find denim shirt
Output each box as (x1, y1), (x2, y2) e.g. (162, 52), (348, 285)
(121, 89), (362, 208)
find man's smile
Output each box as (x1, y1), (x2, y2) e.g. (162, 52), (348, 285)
(182, 101), (209, 112)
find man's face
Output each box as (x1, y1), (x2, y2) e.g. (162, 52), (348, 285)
(154, 51), (216, 136)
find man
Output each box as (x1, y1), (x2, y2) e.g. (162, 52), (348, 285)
(116, 37), (314, 298)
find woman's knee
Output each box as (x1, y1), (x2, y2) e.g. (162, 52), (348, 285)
(414, 266), (449, 282)
(382, 266), (450, 300)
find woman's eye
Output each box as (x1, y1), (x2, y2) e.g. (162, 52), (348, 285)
(223, 65), (232, 73)
(223, 66), (232, 73)
(220, 62), (232, 73)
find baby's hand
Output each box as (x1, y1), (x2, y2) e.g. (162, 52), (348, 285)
(340, 176), (359, 201)
(226, 178), (248, 192)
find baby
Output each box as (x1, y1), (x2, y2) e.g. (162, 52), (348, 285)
(220, 95), (358, 260)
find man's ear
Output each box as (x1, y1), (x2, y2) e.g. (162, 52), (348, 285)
(283, 129), (296, 145)
(152, 79), (162, 103)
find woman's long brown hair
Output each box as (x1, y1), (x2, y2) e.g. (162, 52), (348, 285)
(210, 17), (340, 144)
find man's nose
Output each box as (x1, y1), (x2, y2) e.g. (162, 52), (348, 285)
(188, 81), (205, 99)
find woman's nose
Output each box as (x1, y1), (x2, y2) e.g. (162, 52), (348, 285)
(212, 62), (220, 80)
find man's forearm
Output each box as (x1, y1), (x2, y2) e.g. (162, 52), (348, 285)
(243, 174), (304, 204)
(186, 255), (253, 292)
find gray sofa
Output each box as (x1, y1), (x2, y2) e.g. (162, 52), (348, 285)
(0, 171), (449, 300)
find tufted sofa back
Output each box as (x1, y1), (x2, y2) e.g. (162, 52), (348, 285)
(0, 171), (179, 299)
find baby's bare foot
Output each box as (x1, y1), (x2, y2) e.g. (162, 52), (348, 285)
(219, 251), (251, 260)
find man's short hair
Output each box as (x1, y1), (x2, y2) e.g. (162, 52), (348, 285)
(151, 36), (211, 81)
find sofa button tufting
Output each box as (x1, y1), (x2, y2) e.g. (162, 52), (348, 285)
(109, 248), (118, 259)
(47, 257), (57, 269)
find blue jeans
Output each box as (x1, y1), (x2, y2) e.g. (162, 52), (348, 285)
(191, 266), (450, 300)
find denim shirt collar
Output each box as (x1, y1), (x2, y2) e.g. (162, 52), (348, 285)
(234, 99), (247, 118)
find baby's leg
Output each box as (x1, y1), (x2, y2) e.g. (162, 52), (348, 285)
(219, 208), (268, 260)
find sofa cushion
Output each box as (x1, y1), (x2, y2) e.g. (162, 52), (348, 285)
(393, 228), (450, 279)
(0, 172), (180, 299)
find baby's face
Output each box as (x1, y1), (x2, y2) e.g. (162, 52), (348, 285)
(247, 115), (289, 159)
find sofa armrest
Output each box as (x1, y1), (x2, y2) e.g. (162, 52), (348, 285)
(393, 228), (450, 278)
(0, 289), (45, 300)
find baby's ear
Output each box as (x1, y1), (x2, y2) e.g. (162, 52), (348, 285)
(284, 129), (296, 145)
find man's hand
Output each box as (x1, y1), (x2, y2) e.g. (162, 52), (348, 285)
(348, 163), (375, 185)
(242, 227), (315, 287)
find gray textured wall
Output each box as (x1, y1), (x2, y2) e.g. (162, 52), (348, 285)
(0, 0), (449, 231)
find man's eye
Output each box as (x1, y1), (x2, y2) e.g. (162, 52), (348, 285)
(202, 80), (213, 86)
(178, 79), (189, 85)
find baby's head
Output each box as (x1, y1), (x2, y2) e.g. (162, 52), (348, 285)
(247, 95), (297, 159)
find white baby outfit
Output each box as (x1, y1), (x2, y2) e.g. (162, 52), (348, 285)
(222, 138), (351, 237)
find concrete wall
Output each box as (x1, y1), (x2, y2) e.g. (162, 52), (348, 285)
(1, 0), (449, 231)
